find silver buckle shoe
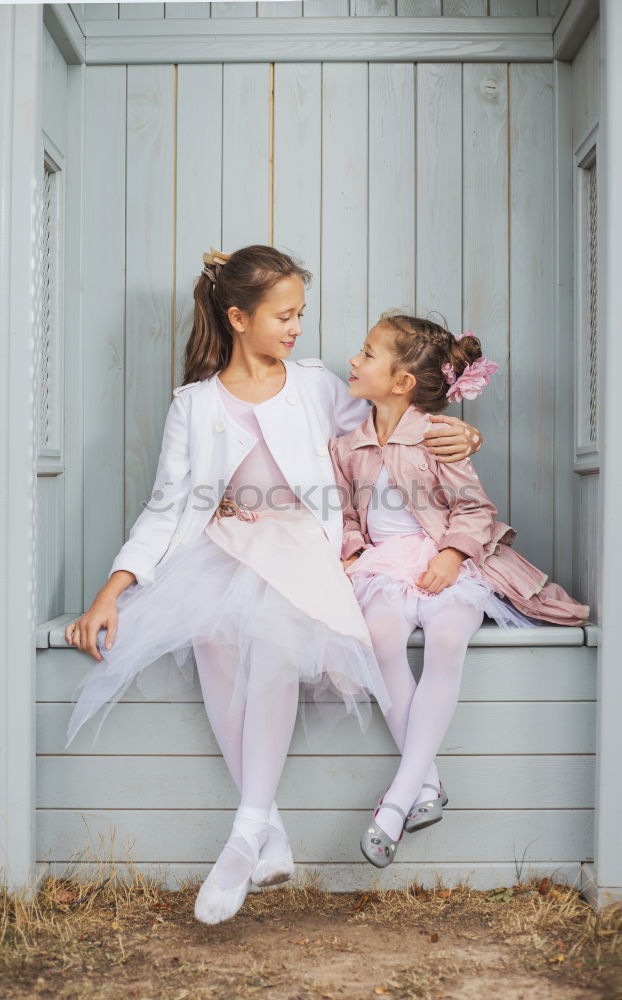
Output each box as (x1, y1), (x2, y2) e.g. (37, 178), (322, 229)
(404, 783), (449, 834)
(360, 802), (406, 868)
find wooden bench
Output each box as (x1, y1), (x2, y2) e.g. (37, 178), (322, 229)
(35, 619), (597, 890)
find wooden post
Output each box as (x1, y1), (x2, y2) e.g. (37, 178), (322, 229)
(0, 5), (43, 895)
(582, 0), (622, 908)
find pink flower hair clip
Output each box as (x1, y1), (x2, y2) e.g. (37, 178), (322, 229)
(442, 330), (499, 403)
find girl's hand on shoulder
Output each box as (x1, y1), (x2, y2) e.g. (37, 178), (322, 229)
(415, 548), (466, 594)
(65, 597), (119, 662)
(423, 414), (482, 463)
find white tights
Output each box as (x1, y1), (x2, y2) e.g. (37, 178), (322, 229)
(362, 590), (483, 841)
(194, 640), (299, 889)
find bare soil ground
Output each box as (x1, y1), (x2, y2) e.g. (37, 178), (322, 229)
(1, 871), (621, 1000)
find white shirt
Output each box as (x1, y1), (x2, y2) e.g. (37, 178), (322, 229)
(366, 463), (426, 545)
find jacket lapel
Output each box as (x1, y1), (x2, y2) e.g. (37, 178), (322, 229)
(349, 405), (431, 449)
(189, 378), (259, 516)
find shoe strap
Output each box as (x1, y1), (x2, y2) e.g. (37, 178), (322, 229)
(230, 812), (269, 865)
(224, 836), (258, 867)
(376, 801), (407, 822)
(420, 783), (441, 797)
(269, 802), (285, 833)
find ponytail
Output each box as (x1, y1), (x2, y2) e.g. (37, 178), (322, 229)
(183, 271), (232, 384)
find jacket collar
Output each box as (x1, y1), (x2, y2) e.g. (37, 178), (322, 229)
(350, 405), (431, 449)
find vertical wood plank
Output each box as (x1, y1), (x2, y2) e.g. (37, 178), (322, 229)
(303, 1), (349, 15)
(442, 0), (486, 14)
(222, 64), (271, 250)
(125, 66), (175, 535)
(462, 64), (510, 520)
(165, 3), (211, 15)
(36, 478), (65, 622)
(211, 2), (257, 15)
(538, 0), (552, 14)
(490, 0), (537, 13)
(273, 63), (322, 358)
(509, 63), (555, 572)
(321, 64), (368, 380)
(552, 59), (574, 590)
(573, 474), (599, 615)
(0, 0), (41, 895)
(119, 4), (165, 16)
(175, 65), (223, 385)
(42, 27), (68, 158)
(397, 0), (441, 13)
(368, 63), (415, 324)
(258, 2), (303, 14)
(63, 63), (86, 614)
(352, 0), (396, 14)
(82, 67), (126, 605)
(415, 65), (462, 339)
(571, 20), (599, 153)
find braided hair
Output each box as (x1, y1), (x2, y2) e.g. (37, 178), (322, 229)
(378, 311), (482, 413)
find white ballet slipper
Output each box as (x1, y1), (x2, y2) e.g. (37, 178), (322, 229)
(194, 808), (268, 925)
(251, 848), (295, 887)
(251, 803), (295, 887)
(194, 867), (253, 926)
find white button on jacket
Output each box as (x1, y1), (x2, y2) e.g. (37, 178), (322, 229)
(108, 358), (371, 587)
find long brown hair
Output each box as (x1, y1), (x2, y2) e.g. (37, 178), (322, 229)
(378, 311), (482, 413)
(183, 245), (312, 384)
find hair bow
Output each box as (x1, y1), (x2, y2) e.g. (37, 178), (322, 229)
(202, 247), (230, 283)
(440, 330), (498, 401)
(445, 357), (499, 403)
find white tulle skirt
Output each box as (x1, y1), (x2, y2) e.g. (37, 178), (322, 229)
(347, 533), (538, 629)
(65, 504), (392, 749)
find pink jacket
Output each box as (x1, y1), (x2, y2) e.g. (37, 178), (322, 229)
(329, 406), (590, 627)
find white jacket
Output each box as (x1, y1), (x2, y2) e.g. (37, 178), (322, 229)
(109, 358), (371, 586)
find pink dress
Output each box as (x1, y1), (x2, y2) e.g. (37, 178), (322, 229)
(66, 375), (390, 748)
(347, 464), (536, 629)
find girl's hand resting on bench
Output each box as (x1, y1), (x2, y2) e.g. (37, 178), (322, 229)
(415, 548), (466, 595)
(66, 599), (118, 662)
(65, 570), (136, 661)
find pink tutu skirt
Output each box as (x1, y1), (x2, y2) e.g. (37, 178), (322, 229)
(347, 532), (537, 629)
(65, 504), (392, 749)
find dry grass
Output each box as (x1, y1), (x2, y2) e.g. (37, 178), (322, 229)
(1, 861), (621, 1000)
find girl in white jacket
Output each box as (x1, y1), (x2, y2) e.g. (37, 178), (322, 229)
(65, 245), (481, 925)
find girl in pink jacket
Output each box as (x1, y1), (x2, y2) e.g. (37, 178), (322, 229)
(328, 312), (589, 869)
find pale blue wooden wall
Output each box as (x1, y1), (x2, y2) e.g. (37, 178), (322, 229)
(78, 57), (558, 612)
